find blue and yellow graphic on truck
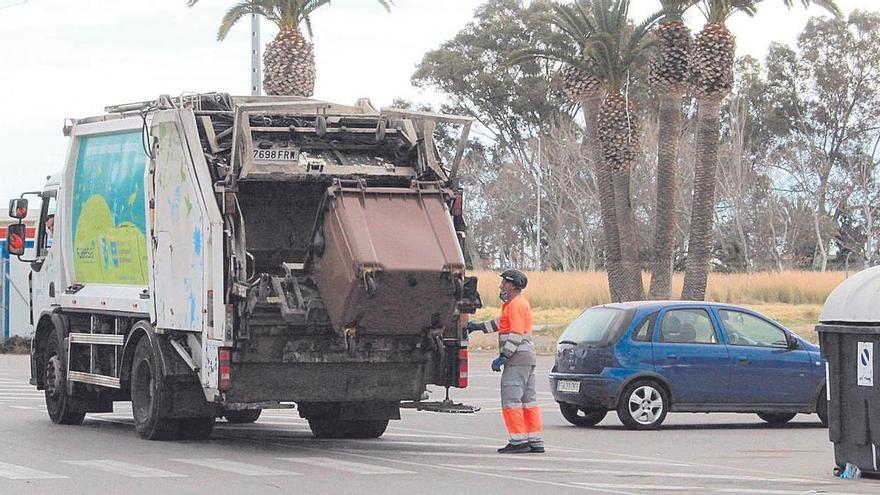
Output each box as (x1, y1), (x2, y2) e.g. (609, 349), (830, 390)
(71, 131), (148, 285)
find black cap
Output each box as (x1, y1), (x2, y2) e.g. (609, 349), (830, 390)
(500, 269), (528, 290)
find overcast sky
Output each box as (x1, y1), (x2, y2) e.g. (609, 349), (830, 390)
(0, 0), (874, 202)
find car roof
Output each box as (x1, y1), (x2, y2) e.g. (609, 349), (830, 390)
(598, 300), (746, 312)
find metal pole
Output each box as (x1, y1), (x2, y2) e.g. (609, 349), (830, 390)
(536, 137), (542, 271)
(251, 14), (262, 96)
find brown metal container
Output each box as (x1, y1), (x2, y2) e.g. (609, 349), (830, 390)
(309, 180), (465, 335)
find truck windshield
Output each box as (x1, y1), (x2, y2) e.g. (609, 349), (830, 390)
(558, 307), (626, 345)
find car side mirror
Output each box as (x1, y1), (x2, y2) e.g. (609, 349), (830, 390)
(6, 223), (26, 256)
(8, 198), (28, 219)
(787, 334), (800, 350)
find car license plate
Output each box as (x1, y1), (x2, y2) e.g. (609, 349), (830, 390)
(557, 380), (580, 393)
(253, 148), (299, 161)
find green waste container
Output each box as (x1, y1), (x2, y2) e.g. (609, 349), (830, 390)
(817, 266), (880, 474)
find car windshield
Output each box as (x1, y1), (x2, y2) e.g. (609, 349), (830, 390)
(559, 307), (625, 345)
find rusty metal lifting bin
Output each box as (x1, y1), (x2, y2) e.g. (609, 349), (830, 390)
(817, 266), (880, 475)
(309, 179), (465, 336)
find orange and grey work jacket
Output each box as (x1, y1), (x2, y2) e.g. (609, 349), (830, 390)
(480, 295), (536, 366)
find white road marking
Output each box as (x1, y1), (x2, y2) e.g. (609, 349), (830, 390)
(342, 451), (689, 467)
(574, 483), (705, 491)
(170, 458), (300, 476)
(575, 470), (832, 485)
(280, 456), (414, 475)
(64, 460), (185, 478)
(0, 461), (66, 480)
(8, 405), (41, 410)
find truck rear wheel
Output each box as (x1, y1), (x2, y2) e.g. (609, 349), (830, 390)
(44, 328), (85, 425)
(224, 409), (262, 424)
(307, 418), (389, 439)
(131, 338), (179, 440)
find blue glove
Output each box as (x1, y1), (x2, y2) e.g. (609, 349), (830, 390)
(465, 321), (486, 333)
(491, 355), (507, 372)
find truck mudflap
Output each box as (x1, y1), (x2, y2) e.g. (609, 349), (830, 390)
(309, 179), (466, 337)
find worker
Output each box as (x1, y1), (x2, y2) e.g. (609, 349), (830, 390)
(466, 269), (544, 454)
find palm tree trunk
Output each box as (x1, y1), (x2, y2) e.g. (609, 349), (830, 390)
(649, 91), (683, 299)
(583, 100), (624, 302)
(682, 98), (722, 300)
(613, 167), (645, 301)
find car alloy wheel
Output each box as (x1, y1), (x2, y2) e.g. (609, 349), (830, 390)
(617, 380), (668, 430)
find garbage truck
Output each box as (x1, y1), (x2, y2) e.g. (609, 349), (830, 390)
(4, 93), (482, 440)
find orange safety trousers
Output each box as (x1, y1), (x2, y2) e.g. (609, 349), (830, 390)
(500, 365), (544, 447)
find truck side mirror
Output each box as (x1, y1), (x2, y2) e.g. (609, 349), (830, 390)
(8, 198), (28, 219)
(6, 223), (26, 256)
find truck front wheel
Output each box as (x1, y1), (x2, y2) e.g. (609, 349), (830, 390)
(44, 329), (85, 425)
(131, 338), (179, 440)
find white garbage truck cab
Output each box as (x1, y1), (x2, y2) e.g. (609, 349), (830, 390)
(6, 93), (481, 440)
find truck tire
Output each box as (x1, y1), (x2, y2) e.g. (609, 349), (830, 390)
(224, 409), (262, 424)
(308, 419), (343, 439)
(343, 419), (388, 439)
(178, 417), (214, 440)
(130, 338), (179, 440)
(44, 328), (85, 425)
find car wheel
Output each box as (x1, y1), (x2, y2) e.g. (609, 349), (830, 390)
(817, 388), (828, 427)
(559, 403), (607, 427)
(617, 380), (668, 430)
(757, 412), (796, 426)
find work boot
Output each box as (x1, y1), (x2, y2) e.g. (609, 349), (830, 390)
(529, 445), (545, 453)
(497, 443), (531, 454)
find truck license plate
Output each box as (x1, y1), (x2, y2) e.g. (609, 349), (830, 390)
(557, 380), (580, 393)
(253, 148), (299, 161)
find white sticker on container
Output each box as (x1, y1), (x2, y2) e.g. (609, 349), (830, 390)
(858, 342), (873, 387)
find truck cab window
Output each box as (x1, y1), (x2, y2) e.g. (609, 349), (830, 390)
(37, 195), (57, 258)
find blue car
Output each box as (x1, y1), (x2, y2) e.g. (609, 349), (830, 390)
(549, 301), (827, 430)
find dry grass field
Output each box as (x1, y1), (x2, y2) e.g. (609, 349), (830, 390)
(467, 270), (846, 351)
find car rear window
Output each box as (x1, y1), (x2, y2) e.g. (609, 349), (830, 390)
(559, 307), (628, 345)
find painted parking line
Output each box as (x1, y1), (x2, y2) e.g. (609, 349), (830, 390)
(280, 456), (415, 475)
(348, 451), (689, 467)
(170, 458), (300, 476)
(8, 405), (41, 410)
(64, 460), (185, 478)
(571, 469), (833, 485)
(0, 461), (66, 480)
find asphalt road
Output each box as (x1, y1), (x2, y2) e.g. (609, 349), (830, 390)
(0, 353), (875, 495)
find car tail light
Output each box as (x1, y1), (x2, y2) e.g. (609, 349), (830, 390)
(457, 342), (468, 388)
(219, 348), (231, 391)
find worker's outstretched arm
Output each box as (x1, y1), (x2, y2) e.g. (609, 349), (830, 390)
(465, 318), (499, 334)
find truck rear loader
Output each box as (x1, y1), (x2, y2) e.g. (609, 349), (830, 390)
(5, 93), (482, 440)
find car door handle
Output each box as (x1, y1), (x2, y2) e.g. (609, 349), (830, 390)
(737, 356), (749, 364)
(665, 355), (678, 361)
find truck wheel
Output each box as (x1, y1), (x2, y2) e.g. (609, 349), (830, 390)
(343, 419), (389, 439)
(757, 412), (796, 426)
(178, 417), (214, 440)
(44, 329), (85, 425)
(308, 419), (344, 439)
(559, 403), (607, 427)
(224, 409), (262, 424)
(131, 338), (179, 440)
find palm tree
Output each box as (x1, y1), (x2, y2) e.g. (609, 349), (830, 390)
(680, 0), (840, 300)
(508, 1), (627, 301)
(187, 0), (392, 97)
(648, 0), (696, 300)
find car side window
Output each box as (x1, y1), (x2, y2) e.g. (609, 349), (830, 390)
(718, 310), (789, 348)
(659, 309), (717, 344)
(632, 313), (657, 342)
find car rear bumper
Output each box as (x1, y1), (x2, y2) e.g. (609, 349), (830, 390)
(549, 371), (620, 409)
